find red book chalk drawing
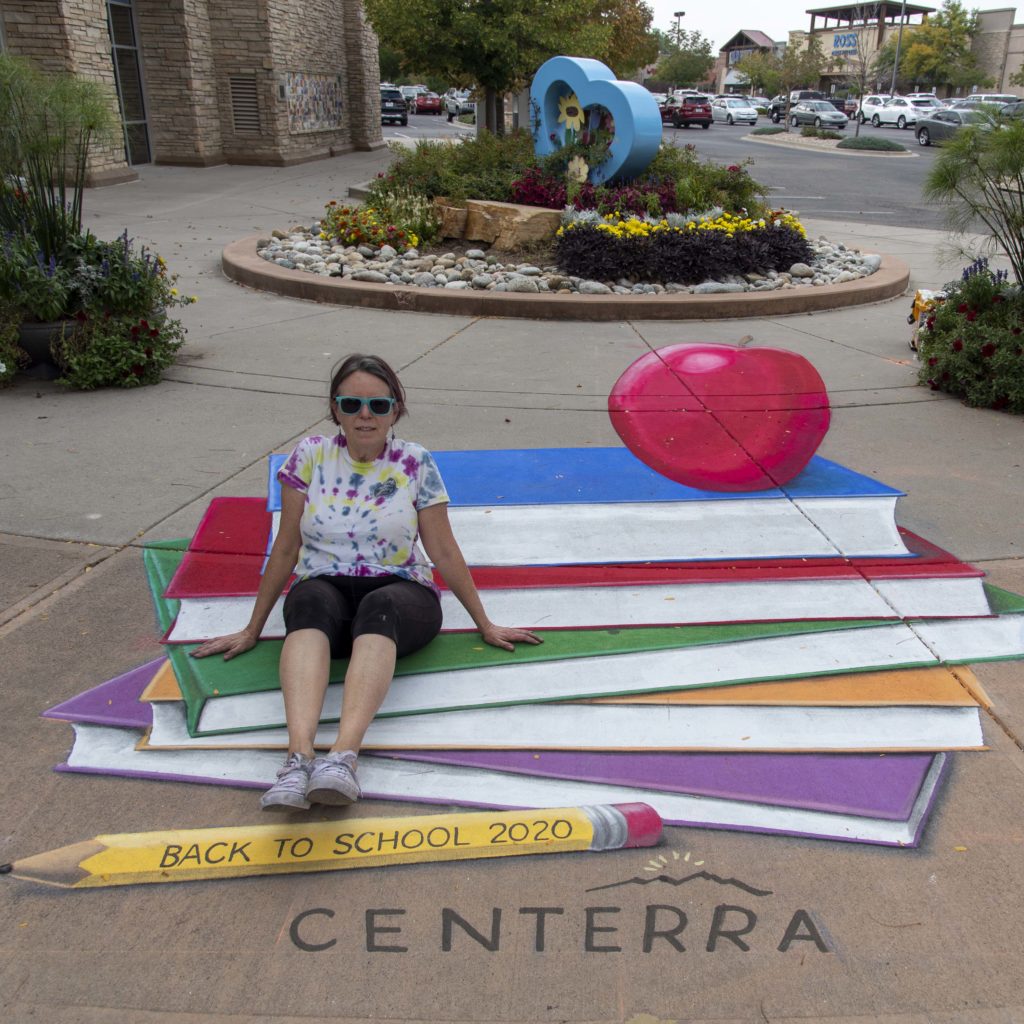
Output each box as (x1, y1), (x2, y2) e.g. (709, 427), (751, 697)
(608, 343), (831, 492)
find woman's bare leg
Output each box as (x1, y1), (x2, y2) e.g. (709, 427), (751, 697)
(279, 628), (332, 757)
(331, 632), (397, 754)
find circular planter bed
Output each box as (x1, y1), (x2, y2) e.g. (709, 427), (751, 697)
(223, 234), (910, 321)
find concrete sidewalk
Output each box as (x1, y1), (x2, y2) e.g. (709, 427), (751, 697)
(1, 153), (1022, 1024)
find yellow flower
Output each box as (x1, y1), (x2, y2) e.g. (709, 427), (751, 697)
(558, 93), (586, 133)
(170, 288), (178, 295)
(190, 296), (198, 303)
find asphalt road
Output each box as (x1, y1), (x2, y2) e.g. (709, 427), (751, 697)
(384, 113), (943, 230)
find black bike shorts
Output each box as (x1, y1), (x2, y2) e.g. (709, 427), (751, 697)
(282, 574), (442, 660)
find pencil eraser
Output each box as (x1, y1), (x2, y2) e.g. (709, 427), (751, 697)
(613, 802), (663, 848)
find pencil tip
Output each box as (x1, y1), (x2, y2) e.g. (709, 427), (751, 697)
(0, 863), (12, 874)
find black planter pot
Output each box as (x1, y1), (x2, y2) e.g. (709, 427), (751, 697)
(16, 319), (75, 380)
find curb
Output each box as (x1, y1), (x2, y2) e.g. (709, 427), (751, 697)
(749, 134), (916, 157)
(222, 234), (911, 322)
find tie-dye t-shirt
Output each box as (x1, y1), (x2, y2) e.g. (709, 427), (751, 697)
(276, 434), (450, 592)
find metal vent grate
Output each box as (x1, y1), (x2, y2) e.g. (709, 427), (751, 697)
(229, 76), (260, 133)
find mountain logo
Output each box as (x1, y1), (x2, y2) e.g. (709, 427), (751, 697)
(586, 848), (773, 897)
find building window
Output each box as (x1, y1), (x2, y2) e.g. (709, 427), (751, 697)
(106, 0), (151, 164)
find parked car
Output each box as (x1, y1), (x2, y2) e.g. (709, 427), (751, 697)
(1001, 101), (1024, 119)
(658, 94), (680, 123)
(855, 94), (891, 123)
(712, 96), (758, 125)
(415, 91), (442, 114)
(769, 90), (825, 123)
(380, 87), (408, 126)
(444, 88), (475, 120)
(960, 93), (1019, 108)
(914, 108), (987, 145)
(872, 96), (931, 128)
(789, 99), (848, 129)
(670, 92), (712, 129)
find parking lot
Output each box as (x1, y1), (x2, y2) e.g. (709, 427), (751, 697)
(384, 114), (946, 230)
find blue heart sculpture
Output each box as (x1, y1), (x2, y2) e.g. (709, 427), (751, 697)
(530, 56), (662, 185)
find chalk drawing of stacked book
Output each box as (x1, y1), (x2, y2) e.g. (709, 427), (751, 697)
(47, 344), (1024, 847)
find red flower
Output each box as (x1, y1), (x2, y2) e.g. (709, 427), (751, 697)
(149, 328), (159, 338)
(74, 310), (87, 322)
(966, 310), (977, 322)
(925, 316), (935, 329)
(956, 303), (968, 313)
(980, 342), (997, 358)
(927, 357), (938, 366)
(952, 338), (963, 352)
(927, 378), (940, 390)
(130, 325), (140, 337)
(1012, 327), (1022, 336)
(993, 395), (1009, 409)
(992, 294), (1003, 304)
(727, 165), (741, 173)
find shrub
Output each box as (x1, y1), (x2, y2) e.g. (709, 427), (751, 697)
(917, 258), (1024, 412)
(750, 126), (786, 135)
(378, 136), (769, 219)
(837, 136), (906, 152)
(800, 126), (843, 140)
(0, 302), (27, 387)
(373, 131), (536, 203)
(51, 231), (192, 389)
(554, 210), (811, 285)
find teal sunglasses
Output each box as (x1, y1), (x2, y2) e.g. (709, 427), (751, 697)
(334, 395), (396, 416)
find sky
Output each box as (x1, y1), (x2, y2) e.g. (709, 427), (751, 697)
(648, 0), (822, 52)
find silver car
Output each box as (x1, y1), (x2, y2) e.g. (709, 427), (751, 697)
(711, 97), (758, 125)
(789, 100), (848, 129)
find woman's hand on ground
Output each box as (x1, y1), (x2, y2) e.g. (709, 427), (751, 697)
(189, 629), (259, 660)
(480, 623), (543, 652)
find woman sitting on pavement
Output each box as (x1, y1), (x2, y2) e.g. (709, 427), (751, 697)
(191, 353), (541, 810)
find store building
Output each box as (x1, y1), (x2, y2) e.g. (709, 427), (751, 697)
(0, 0), (384, 185)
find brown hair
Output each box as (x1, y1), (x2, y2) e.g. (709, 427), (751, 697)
(328, 354), (406, 424)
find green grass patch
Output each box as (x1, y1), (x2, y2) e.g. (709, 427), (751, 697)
(750, 126), (786, 135)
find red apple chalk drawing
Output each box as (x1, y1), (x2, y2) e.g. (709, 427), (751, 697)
(608, 344), (831, 492)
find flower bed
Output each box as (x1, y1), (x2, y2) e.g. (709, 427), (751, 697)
(918, 258), (1024, 412)
(553, 210), (812, 285)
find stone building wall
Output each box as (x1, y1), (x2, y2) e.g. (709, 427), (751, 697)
(135, 0), (224, 165)
(341, 0), (383, 150)
(973, 9), (1014, 89)
(0, 0), (134, 183)
(0, 0), (383, 174)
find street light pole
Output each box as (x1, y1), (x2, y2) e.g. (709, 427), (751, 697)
(889, 0), (907, 95)
(673, 10), (686, 95)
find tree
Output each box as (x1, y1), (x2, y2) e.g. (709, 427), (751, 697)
(653, 29), (715, 90)
(743, 36), (828, 131)
(902, 1), (990, 90)
(364, 0), (657, 133)
(924, 114), (1024, 284)
(1011, 66), (1024, 88)
(597, 1), (660, 78)
(873, 1), (991, 92)
(732, 50), (783, 98)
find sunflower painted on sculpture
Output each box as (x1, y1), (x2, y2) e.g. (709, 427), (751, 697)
(558, 92), (586, 133)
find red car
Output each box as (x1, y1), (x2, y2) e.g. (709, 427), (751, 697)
(415, 92), (442, 114)
(671, 93), (713, 129)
